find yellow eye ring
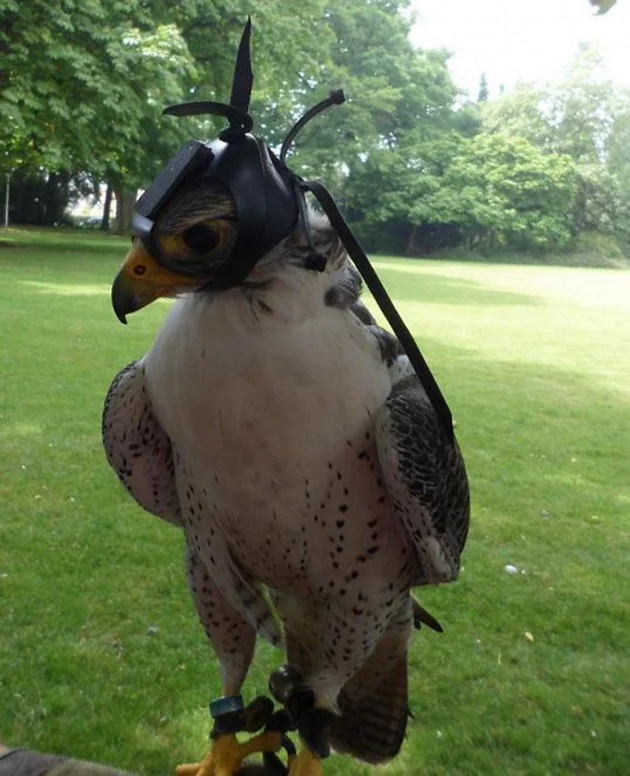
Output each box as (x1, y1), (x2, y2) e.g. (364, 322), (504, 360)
(158, 219), (234, 264)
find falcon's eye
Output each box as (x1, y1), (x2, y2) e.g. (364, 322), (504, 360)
(182, 224), (220, 254)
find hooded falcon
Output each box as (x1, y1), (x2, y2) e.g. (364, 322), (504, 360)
(102, 20), (469, 776)
(103, 188), (469, 774)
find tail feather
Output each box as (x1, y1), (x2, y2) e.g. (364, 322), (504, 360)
(411, 594), (443, 633)
(329, 654), (409, 764)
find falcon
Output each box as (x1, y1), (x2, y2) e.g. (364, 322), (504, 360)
(102, 20), (469, 776)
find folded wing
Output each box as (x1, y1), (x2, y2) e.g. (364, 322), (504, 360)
(376, 374), (470, 585)
(102, 360), (181, 526)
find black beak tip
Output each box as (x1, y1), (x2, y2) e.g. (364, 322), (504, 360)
(111, 272), (132, 324)
(111, 293), (128, 325)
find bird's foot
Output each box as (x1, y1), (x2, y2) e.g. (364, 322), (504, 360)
(269, 666), (333, 776)
(287, 747), (323, 776)
(176, 696), (282, 776)
(176, 731), (283, 776)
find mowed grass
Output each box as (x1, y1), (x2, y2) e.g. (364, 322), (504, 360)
(1, 227), (629, 776)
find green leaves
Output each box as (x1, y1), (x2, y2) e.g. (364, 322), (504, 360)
(349, 129), (579, 253)
(479, 45), (630, 255)
(3, 0), (627, 255)
(0, 0), (196, 178)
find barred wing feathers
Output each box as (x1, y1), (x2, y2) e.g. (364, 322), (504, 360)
(376, 375), (469, 585)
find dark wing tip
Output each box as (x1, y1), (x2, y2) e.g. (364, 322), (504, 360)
(412, 597), (443, 633)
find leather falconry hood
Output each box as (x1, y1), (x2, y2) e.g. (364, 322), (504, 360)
(129, 18), (455, 442)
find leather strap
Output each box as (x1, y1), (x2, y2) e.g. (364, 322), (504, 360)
(303, 180), (454, 442)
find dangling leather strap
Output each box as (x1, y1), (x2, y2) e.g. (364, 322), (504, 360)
(303, 180), (454, 442)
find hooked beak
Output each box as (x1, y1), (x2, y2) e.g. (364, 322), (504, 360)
(111, 242), (199, 324)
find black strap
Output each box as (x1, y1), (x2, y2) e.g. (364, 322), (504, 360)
(163, 19), (254, 136)
(163, 101), (253, 133)
(303, 180), (454, 442)
(280, 90), (346, 163)
(230, 17), (253, 116)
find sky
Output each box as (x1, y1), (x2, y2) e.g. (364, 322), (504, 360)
(409, 0), (630, 98)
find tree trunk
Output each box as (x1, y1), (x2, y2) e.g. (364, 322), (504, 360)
(100, 184), (113, 231)
(43, 171), (70, 225)
(3, 173), (9, 228)
(405, 223), (418, 256)
(114, 188), (136, 235)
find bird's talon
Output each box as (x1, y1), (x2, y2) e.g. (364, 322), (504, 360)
(263, 751), (290, 776)
(269, 666), (331, 763)
(287, 748), (323, 776)
(265, 709), (295, 736)
(175, 749), (215, 776)
(269, 664), (317, 729)
(177, 730), (283, 776)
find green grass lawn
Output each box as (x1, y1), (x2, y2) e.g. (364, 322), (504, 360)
(1, 228), (629, 775)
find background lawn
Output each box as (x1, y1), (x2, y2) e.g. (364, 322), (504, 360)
(1, 228), (628, 775)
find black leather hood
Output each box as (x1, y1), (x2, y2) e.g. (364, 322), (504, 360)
(130, 18), (339, 289)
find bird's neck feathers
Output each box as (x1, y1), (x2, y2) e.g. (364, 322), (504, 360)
(191, 211), (360, 329)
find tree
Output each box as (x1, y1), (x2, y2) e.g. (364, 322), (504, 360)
(590, 0), (617, 15)
(0, 0), (335, 230)
(284, 1), (457, 191)
(351, 130), (578, 254)
(345, 129), (465, 253)
(480, 44), (630, 253)
(3, 0), (615, 257)
(606, 94), (630, 249)
(478, 73), (489, 102)
(0, 0), (197, 228)
(446, 133), (578, 251)
(0, 2), (189, 173)
(482, 83), (556, 152)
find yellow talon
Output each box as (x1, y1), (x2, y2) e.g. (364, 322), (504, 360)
(287, 747), (323, 776)
(176, 731), (283, 776)
(175, 743), (216, 776)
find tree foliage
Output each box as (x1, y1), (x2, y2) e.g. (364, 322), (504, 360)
(0, 0), (331, 228)
(0, 0), (193, 176)
(348, 131), (577, 254)
(478, 73), (489, 103)
(482, 45), (630, 255)
(1, 2), (628, 259)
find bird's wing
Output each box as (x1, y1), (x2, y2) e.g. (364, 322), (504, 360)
(103, 360), (283, 647)
(375, 351), (469, 586)
(102, 360), (181, 525)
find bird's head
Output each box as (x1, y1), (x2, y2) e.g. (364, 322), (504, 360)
(111, 18), (345, 324)
(110, 168), (344, 324)
(111, 177), (239, 323)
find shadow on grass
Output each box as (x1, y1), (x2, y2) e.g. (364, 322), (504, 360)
(373, 264), (545, 307)
(1, 248), (628, 774)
